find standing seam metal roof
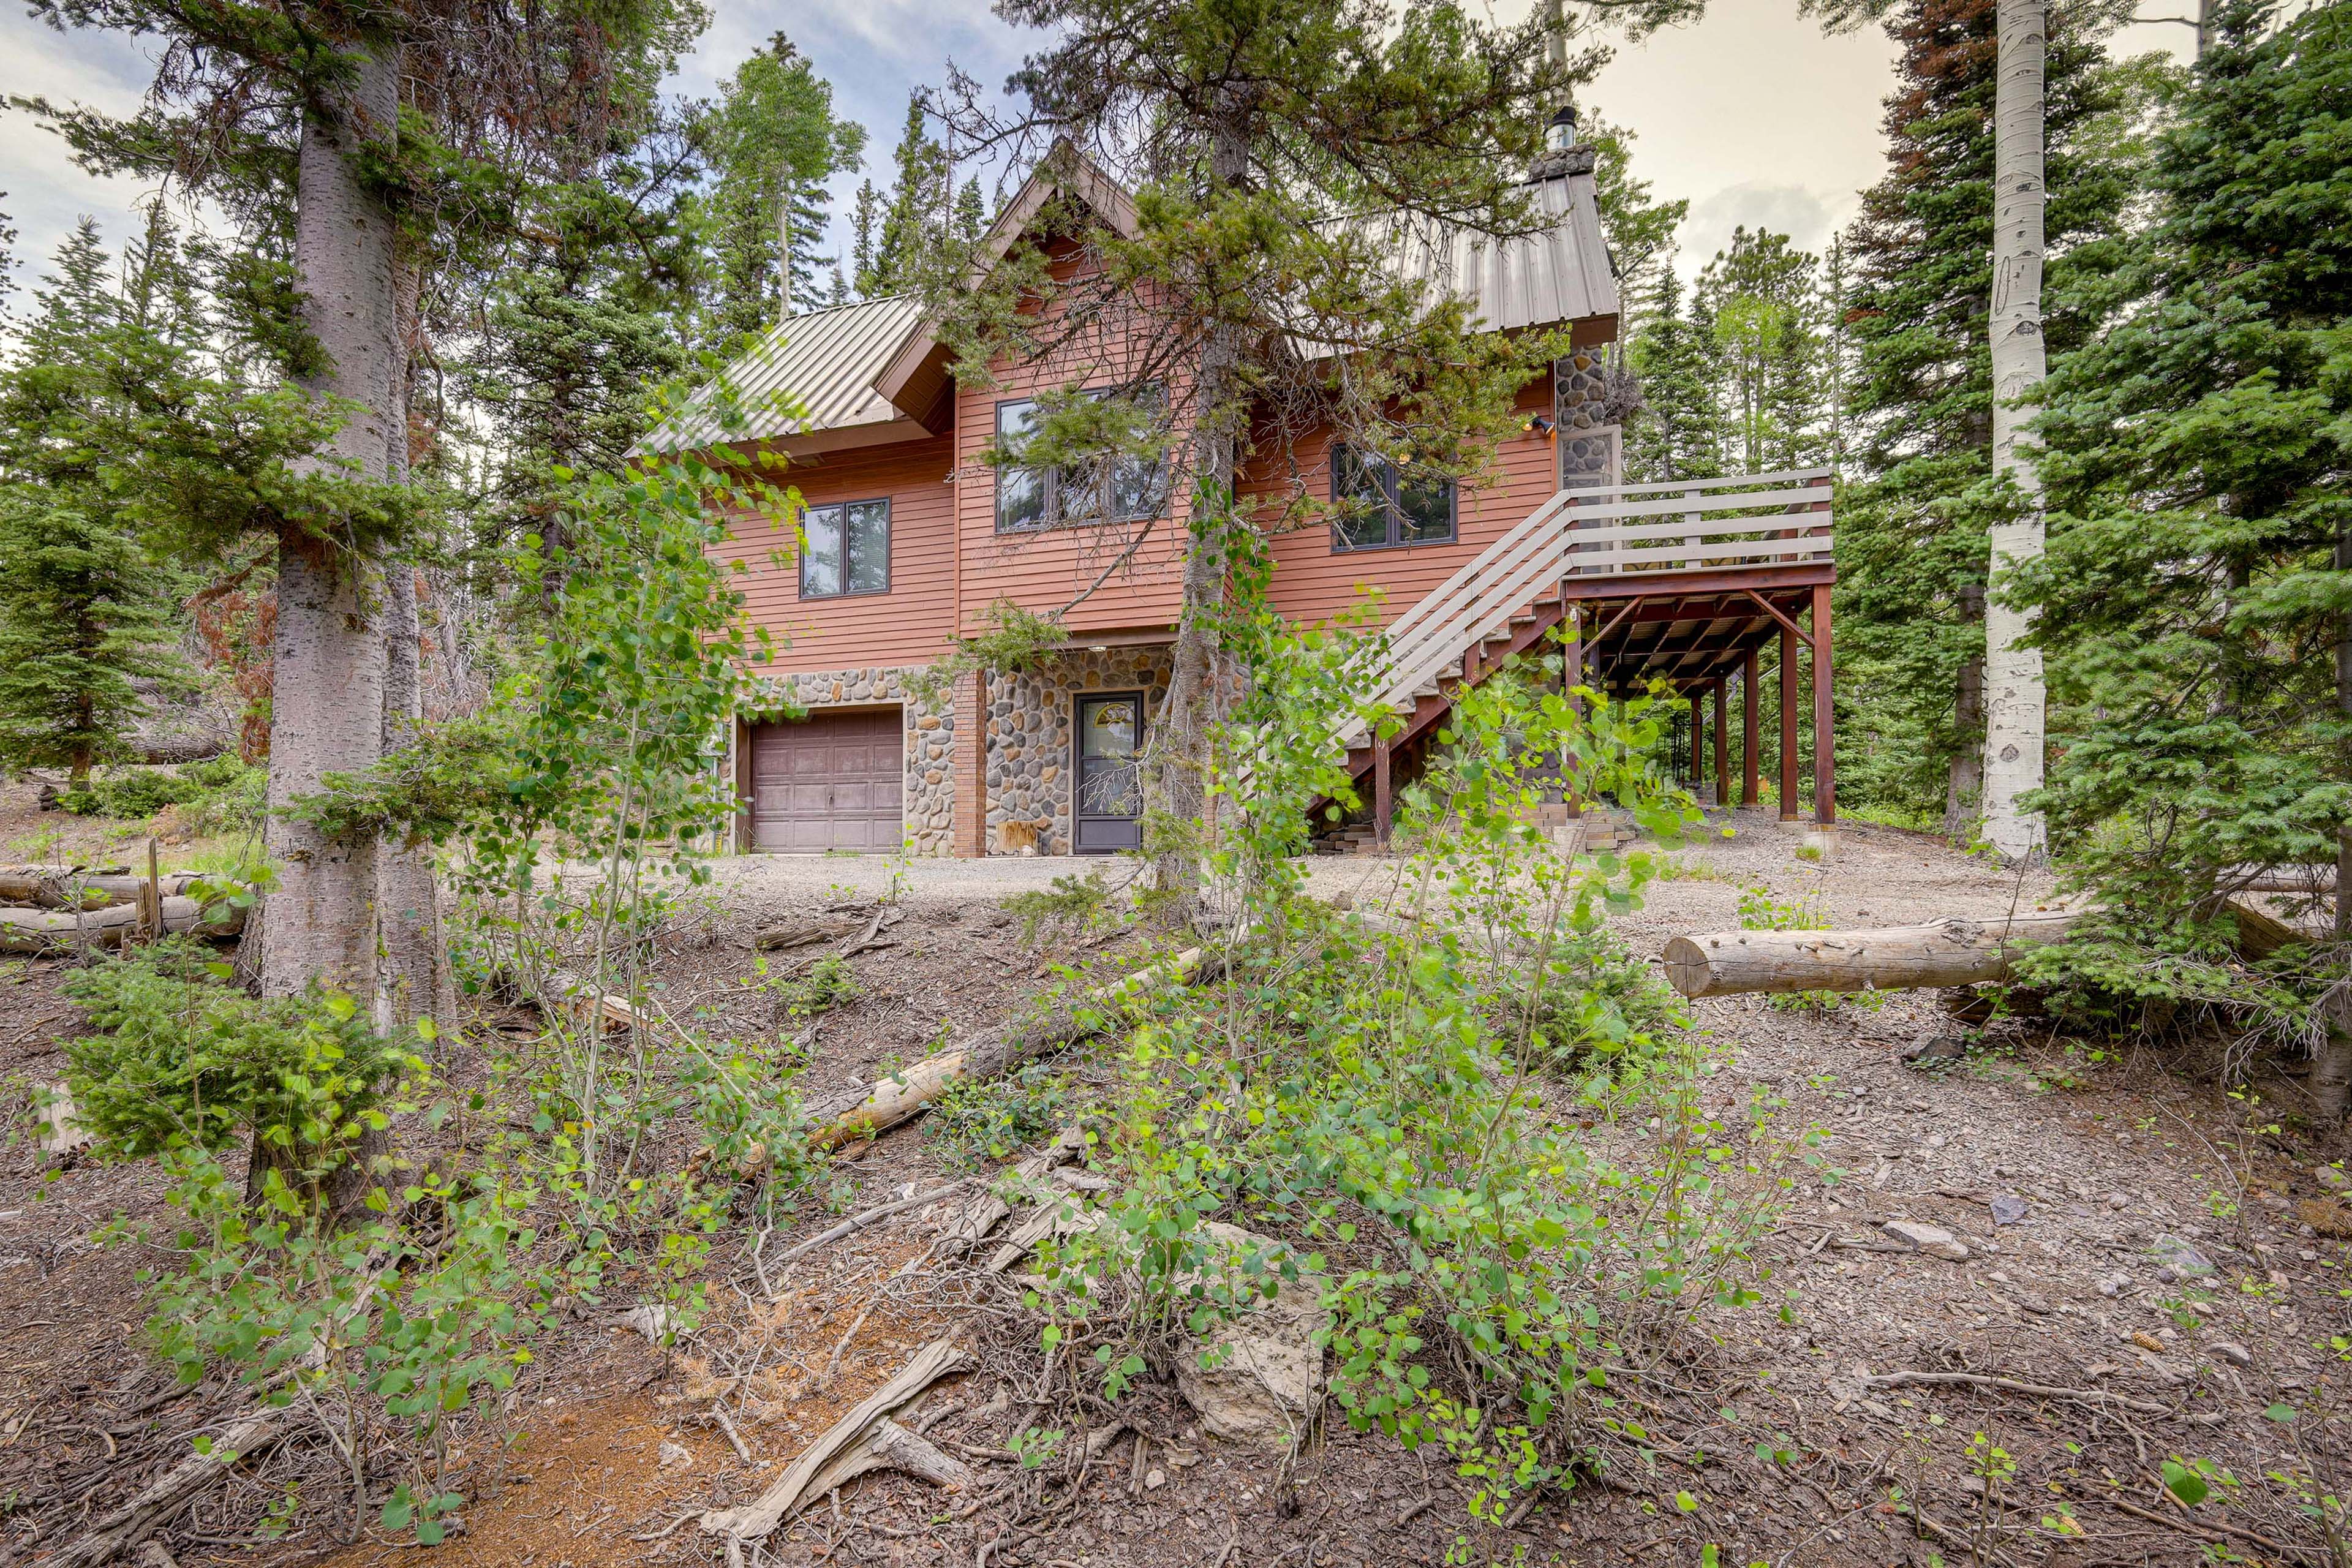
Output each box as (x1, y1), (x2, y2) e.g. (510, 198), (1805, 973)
(640, 293), (925, 454)
(648, 167), (1615, 454)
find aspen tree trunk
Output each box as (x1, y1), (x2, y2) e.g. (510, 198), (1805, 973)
(374, 251), (446, 1036)
(259, 43), (401, 1006)
(1980, 0), (2049, 864)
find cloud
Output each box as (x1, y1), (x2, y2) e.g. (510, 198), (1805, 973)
(2, 22), (171, 285)
(1679, 183), (1845, 270)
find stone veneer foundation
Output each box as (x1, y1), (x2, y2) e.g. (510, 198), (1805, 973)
(742, 666), (957, 855)
(741, 645), (1176, 857)
(984, 646), (1175, 857)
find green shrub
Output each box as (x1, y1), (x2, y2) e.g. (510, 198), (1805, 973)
(1510, 924), (1687, 1066)
(61, 942), (418, 1178)
(929, 1060), (1071, 1167)
(756, 952), (859, 1021)
(57, 756), (267, 835)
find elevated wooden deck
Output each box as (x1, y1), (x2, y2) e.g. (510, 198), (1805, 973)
(1344, 469), (1838, 839)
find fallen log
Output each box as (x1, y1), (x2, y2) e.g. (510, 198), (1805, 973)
(1663, 910), (2083, 999)
(49, 1405), (291, 1568)
(0, 895), (246, 955)
(701, 1338), (971, 1542)
(809, 944), (1207, 1150)
(0, 870), (200, 909)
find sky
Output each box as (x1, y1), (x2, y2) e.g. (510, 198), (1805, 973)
(0, 0), (2196, 306)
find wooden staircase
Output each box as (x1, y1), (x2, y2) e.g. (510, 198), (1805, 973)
(1327, 469), (1835, 813)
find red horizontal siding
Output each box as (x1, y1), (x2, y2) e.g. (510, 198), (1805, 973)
(714, 433), (959, 673)
(1245, 377), (1556, 630)
(951, 248), (1188, 637)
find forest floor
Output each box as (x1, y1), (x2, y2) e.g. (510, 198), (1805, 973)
(6, 793), (2349, 1567)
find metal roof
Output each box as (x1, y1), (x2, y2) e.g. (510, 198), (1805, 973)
(1355, 172), (1619, 334)
(650, 160), (1616, 455)
(639, 293), (925, 454)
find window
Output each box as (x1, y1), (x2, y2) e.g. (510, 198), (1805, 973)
(994, 387), (1167, 533)
(799, 499), (891, 598)
(1329, 445), (1456, 551)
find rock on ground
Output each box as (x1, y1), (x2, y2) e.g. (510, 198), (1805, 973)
(1172, 1223), (1329, 1450)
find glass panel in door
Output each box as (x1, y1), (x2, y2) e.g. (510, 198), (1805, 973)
(1074, 693), (1144, 852)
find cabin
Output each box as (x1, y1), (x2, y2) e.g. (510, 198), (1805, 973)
(652, 138), (1838, 857)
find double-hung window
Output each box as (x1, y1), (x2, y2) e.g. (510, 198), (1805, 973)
(995, 386), (1167, 533)
(1329, 445), (1456, 552)
(799, 499), (891, 598)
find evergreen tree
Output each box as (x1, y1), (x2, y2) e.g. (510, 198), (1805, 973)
(869, 97), (952, 297)
(0, 497), (186, 782)
(458, 138), (704, 579)
(1624, 271), (1725, 483)
(0, 219), (190, 781)
(925, 0), (1593, 916)
(1583, 112), (1686, 334)
(696, 33), (865, 341)
(1830, 0), (2148, 832)
(1697, 227), (1823, 470)
(34, 0), (709, 1009)
(2018, 0), (2352, 1038)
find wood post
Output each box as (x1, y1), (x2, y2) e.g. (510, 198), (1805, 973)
(1741, 650), (1761, 808)
(1373, 734), (1393, 848)
(1778, 625), (1800, 821)
(1713, 677), (1730, 809)
(733, 717), (753, 854)
(1812, 583), (1836, 826)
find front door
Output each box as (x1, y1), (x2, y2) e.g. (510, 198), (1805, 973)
(1073, 692), (1144, 854)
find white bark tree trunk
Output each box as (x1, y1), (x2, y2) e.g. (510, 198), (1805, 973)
(372, 248), (448, 1035)
(261, 45), (402, 1001)
(1981, 0), (2049, 863)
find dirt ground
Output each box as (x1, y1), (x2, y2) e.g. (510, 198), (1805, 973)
(6, 792), (2350, 1567)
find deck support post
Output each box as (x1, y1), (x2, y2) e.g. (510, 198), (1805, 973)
(1713, 677), (1730, 809)
(1778, 625), (1800, 823)
(1741, 650), (1761, 808)
(1812, 583), (1836, 827)
(1373, 734), (1393, 849)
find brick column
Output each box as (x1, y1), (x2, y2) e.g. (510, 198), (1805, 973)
(953, 668), (987, 858)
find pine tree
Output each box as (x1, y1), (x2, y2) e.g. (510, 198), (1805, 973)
(1583, 112), (1686, 334)
(1830, 0), (2147, 832)
(34, 0), (707, 1017)
(697, 32), (864, 340)
(0, 219), (189, 782)
(0, 497), (186, 782)
(2021, 0), (2351, 978)
(925, 0), (1586, 916)
(1697, 227), (1823, 470)
(1624, 271), (1725, 483)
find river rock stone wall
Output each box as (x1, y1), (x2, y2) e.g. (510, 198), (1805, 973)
(742, 666), (957, 854)
(986, 646), (1175, 856)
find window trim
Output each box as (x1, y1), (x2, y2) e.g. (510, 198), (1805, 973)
(1327, 443), (1458, 553)
(797, 497), (893, 600)
(992, 387), (1169, 535)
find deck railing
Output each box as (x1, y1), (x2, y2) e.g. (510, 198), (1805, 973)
(1339, 468), (1833, 746)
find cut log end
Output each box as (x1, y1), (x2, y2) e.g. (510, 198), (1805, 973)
(1661, 936), (1715, 998)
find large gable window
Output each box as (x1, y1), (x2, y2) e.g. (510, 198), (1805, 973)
(1330, 445), (1456, 552)
(995, 387), (1167, 533)
(800, 499), (891, 598)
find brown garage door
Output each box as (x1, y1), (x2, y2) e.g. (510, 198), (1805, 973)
(750, 710), (903, 853)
